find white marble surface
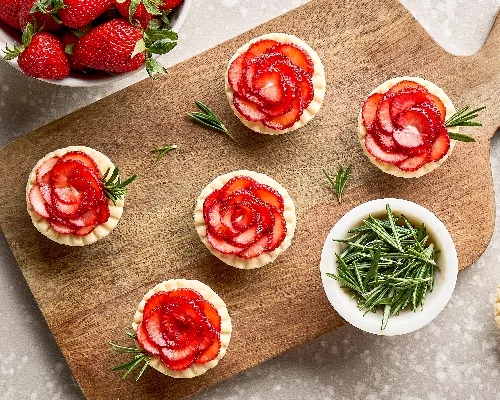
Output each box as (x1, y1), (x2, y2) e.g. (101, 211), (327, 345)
(0, 1), (499, 399)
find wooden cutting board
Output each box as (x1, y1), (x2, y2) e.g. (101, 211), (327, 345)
(0, 0), (499, 398)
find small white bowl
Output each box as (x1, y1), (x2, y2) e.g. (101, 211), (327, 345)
(320, 198), (458, 336)
(0, 0), (191, 87)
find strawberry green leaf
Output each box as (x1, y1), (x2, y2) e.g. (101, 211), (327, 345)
(148, 38), (177, 55)
(129, 0), (141, 21)
(21, 23), (35, 48)
(65, 43), (75, 55)
(131, 39), (146, 59)
(142, 0), (162, 15)
(146, 57), (167, 78)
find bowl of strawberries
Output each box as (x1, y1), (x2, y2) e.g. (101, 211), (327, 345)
(0, 0), (191, 86)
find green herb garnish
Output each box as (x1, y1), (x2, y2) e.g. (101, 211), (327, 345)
(323, 165), (352, 204)
(102, 167), (137, 205)
(188, 101), (234, 140)
(110, 331), (151, 381)
(445, 105), (486, 142)
(327, 204), (439, 330)
(151, 144), (177, 162)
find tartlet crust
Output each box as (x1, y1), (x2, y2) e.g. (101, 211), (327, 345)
(194, 170), (296, 269)
(132, 279), (232, 378)
(358, 76), (459, 178)
(225, 33), (326, 135)
(26, 146), (124, 246)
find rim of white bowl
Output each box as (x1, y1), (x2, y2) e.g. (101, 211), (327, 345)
(320, 198), (458, 336)
(0, 0), (192, 87)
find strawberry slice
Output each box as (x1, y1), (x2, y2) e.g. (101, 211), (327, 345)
(364, 132), (408, 164)
(377, 97), (395, 135)
(74, 225), (96, 236)
(197, 300), (222, 331)
(136, 322), (160, 355)
(220, 205), (241, 233)
(251, 184), (284, 212)
(252, 70), (285, 104)
(29, 184), (50, 218)
(203, 190), (221, 222)
(231, 204), (253, 231)
(51, 194), (81, 218)
(143, 292), (169, 318)
(389, 89), (429, 121)
(160, 352), (196, 371)
(50, 220), (75, 234)
(424, 92), (446, 122)
(295, 67), (314, 108)
(167, 289), (203, 301)
(206, 229), (245, 255)
(429, 127), (450, 162)
(196, 334), (221, 364)
(267, 209), (287, 251)
(362, 93), (384, 129)
(69, 208), (98, 227)
(266, 43), (314, 75)
(39, 183), (53, 205)
(387, 80), (428, 95)
(231, 225), (261, 246)
(228, 54), (245, 94)
(60, 152), (99, 175)
(394, 109), (433, 149)
(239, 235), (271, 259)
(259, 77), (296, 116)
(36, 157), (59, 185)
(244, 39), (279, 63)
(97, 200), (110, 224)
(53, 186), (83, 204)
(144, 307), (169, 347)
(373, 126), (398, 151)
(207, 202), (239, 238)
(251, 200), (275, 231)
(220, 177), (256, 201)
(263, 96), (303, 130)
(233, 95), (267, 122)
(397, 151), (430, 171)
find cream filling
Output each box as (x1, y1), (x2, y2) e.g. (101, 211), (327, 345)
(194, 170), (296, 270)
(26, 146), (124, 246)
(358, 76), (459, 178)
(225, 33), (326, 135)
(132, 279), (232, 379)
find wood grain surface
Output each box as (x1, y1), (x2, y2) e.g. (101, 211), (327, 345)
(0, 0), (499, 398)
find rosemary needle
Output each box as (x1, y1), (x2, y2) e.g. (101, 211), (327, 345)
(102, 167), (137, 205)
(151, 144), (177, 162)
(188, 101), (234, 140)
(323, 165), (352, 204)
(445, 105), (486, 142)
(110, 332), (151, 381)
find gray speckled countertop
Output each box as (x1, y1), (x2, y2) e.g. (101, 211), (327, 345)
(1, 1), (499, 399)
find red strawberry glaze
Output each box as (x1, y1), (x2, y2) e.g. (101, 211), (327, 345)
(137, 289), (222, 371)
(203, 176), (287, 258)
(228, 39), (315, 130)
(361, 80), (452, 172)
(28, 151), (110, 235)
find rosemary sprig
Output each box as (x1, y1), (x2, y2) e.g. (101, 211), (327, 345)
(102, 167), (137, 205)
(445, 105), (486, 142)
(188, 101), (234, 140)
(323, 165), (352, 204)
(327, 204), (439, 330)
(110, 332), (151, 381)
(151, 144), (177, 162)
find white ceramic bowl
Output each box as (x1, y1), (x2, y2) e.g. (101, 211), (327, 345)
(320, 198), (458, 336)
(0, 0), (191, 87)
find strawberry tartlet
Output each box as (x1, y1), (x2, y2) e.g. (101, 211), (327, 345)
(132, 279), (232, 378)
(26, 146), (124, 246)
(226, 33), (326, 135)
(194, 170), (296, 269)
(359, 76), (459, 178)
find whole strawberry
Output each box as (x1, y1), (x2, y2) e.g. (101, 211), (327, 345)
(32, 0), (113, 28)
(73, 18), (178, 77)
(59, 31), (84, 71)
(3, 23), (70, 80)
(18, 0), (62, 32)
(114, 0), (184, 29)
(0, 0), (22, 31)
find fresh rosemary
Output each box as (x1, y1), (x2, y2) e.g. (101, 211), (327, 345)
(110, 331), (151, 381)
(445, 105), (486, 142)
(151, 144), (177, 162)
(327, 204), (439, 330)
(188, 101), (234, 140)
(102, 167), (137, 205)
(323, 165), (352, 204)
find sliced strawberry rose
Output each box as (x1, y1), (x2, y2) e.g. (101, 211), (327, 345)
(387, 80), (429, 95)
(262, 96), (303, 130)
(29, 184), (50, 218)
(220, 176), (256, 201)
(364, 132), (408, 164)
(243, 39), (279, 63)
(393, 109), (433, 149)
(233, 95), (267, 122)
(266, 43), (314, 75)
(266, 209), (287, 252)
(36, 157), (59, 185)
(429, 127), (451, 162)
(228, 54), (245, 94)
(239, 234), (271, 259)
(251, 184), (284, 212)
(197, 300), (222, 331)
(389, 89), (429, 121)
(252, 70), (286, 104)
(206, 229), (245, 255)
(196, 334), (221, 364)
(136, 321), (160, 355)
(396, 150), (430, 172)
(362, 93), (384, 129)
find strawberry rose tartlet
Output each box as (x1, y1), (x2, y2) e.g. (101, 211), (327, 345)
(226, 33), (326, 135)
(131, 279), (232, 378)
(26, 146), (132, 246)
(194, 170), (296, 269)
(359, 76), (461, 178)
